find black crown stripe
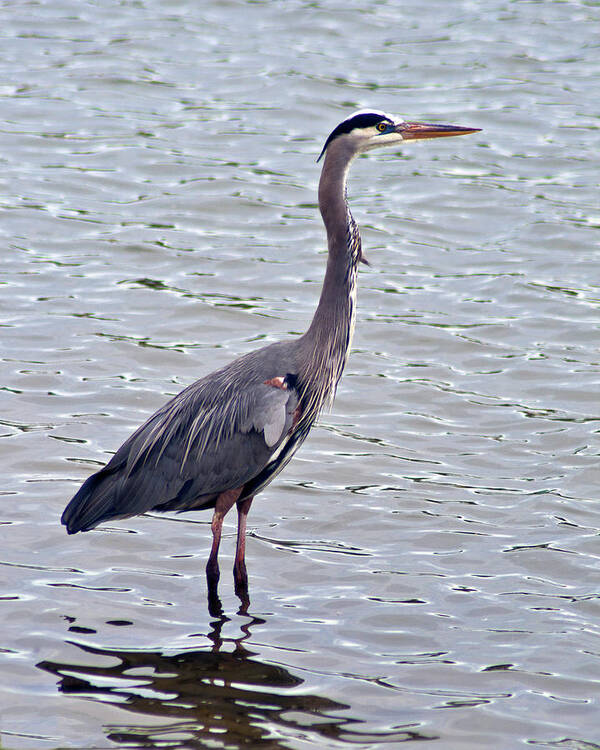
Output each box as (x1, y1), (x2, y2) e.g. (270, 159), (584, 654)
(318, 112), (390, 162)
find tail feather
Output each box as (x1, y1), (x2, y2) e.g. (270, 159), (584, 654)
(61, 466), (125, 534)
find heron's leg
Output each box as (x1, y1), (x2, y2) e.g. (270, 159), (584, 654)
(233, 496), (253, 596)
(206, 488), (242, 591)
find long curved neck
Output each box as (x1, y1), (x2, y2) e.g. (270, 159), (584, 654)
(299, 139), (362, 411)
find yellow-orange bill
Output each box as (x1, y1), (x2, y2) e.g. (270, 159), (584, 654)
(397, 121), (481, 140)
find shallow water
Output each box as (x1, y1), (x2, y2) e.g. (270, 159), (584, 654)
(1, 1), (599, 748)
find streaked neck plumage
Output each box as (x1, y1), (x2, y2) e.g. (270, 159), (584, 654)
(299, 137), (362, 415)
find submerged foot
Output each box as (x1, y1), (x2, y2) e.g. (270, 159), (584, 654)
(234, 562), (250, 614)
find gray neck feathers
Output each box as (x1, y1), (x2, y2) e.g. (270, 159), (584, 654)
(298, 137), (362, 417)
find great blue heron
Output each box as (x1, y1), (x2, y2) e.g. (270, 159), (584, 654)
(62, 110), (479, 605)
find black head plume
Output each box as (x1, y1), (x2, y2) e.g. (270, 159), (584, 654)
(317, 111), (393, 162)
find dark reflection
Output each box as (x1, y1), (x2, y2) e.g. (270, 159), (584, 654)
(206, 571), (250, 618)
(37, 616), (426, 748)
(205, 568), (249, 617)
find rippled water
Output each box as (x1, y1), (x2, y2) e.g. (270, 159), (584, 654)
(2, 1), (599, 748)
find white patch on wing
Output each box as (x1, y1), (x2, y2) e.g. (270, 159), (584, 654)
(239, 382), (289, 446)
(265, 426), (293, 464)
(263, 402), (286, 447)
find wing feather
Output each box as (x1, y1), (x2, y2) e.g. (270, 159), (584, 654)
(62, 350), (300, 533)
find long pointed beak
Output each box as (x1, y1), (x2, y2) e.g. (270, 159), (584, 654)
(397, 121), (481, 141)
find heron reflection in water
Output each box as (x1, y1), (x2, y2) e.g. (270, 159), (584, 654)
(38, 614), (434, 745)
(62, 110), (480, 609)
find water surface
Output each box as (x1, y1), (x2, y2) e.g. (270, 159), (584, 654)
(1, 1), (599, 748)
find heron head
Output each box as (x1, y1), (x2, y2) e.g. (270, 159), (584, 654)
(317, 109), (480, 162)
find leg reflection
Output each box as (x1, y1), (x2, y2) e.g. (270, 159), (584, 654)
(206, 580), (224, 618)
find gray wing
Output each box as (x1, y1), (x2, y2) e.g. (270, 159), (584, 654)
(62, 359), (299, 533)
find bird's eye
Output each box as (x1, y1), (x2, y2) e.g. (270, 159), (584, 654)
(376, 122), (388, 133)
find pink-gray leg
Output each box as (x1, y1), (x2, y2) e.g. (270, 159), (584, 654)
(206, 487), (242, 591)
(233, 496), (253, 594)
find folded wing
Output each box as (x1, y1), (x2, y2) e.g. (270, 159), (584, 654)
(62, 369), (299, 533)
